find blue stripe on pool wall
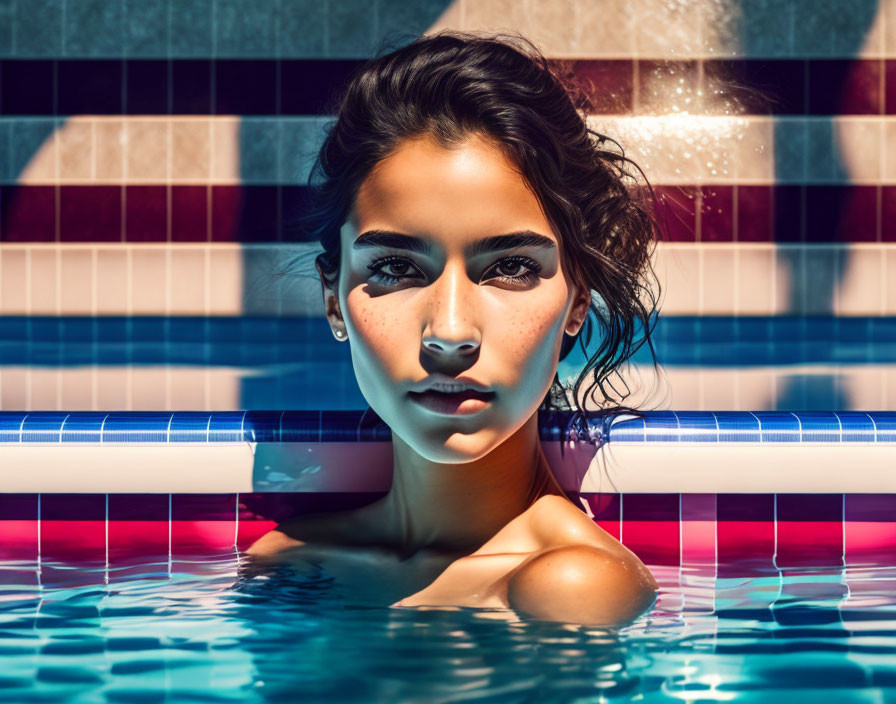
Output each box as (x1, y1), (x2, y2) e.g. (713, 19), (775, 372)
(2, 316), (895, 368)
(2, 411), (896, 444)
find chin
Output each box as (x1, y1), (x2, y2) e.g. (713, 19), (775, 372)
(395, 420), (510, 464)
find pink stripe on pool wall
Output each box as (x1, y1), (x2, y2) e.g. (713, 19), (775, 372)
(0, 492), (894, 567)
(845, 494), (896, 561)
(775, 494), (845, 567)
(619, 494), (681, 566)
(680, 494), (717, 566)
(717, 494), (776, 576)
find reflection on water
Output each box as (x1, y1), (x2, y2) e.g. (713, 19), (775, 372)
(0, 554), (894, 701)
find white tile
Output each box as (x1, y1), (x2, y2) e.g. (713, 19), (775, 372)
(130, 248), (168, 314)
(735, 245), (776, 314)
(655, 244), (700, 314)
(835, 246), (885, 316)
(29, 248), (59, 314)
(95, 248), (129, 315)
(58, 247), (94, 314)
(0, 248), (28, 314)
(169, 247), (207, 314)
(700, 247), (736, 314)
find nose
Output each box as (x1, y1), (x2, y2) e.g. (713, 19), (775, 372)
(421, 262), (481, 358)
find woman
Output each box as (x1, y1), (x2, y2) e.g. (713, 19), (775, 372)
(248, 31), (659, 626)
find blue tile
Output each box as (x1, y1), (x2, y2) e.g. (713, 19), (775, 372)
(328, 0), (377, 58)
(835, 412), (876, 443)
(0, 120), (11, 182)
(0, 0), (13, 56)
(805, 119), (838, 183)
(738, 0), (793, 58)
(773, 119), (806, 184)
(169, 0), (212, 58)
(278, 0), (327, 57)
(64, 0), (123, 57)
(209, 411), (248, 442)
(102, 413), (170, 442)
(215, 0), (276, 57)
(794, 411), (840, 442)
(60, 412), (108, 443)
(715, 411), (761, 442)
(14, 0), (63, 57)
(377, 0), (451, 44)
(608, 415), (645, 443)
(240, 119), (280, 184)
(10, 119), (57, 180)
(869, 412), (896, 443)
(124, 0), (168, 58)
(642, 411), (679, 442)
(279, 117), (328, 185)
(169, 412), (212, 442)
(753, 411), (800, 442)
(243, 410), (282, 442)
(282, 410), (320, 442)
(21, 412), (69, 442)
(321, 410), (368, 441)
(675, 411), (718, 442)
(0, 412), (27, 442)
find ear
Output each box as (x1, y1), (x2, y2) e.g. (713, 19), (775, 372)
(565, 284), (591, 337)
(315, 257), (348, 342)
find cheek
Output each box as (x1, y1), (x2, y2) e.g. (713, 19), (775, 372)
(342, 289), (415, 370)
(495, 293), (569, 373)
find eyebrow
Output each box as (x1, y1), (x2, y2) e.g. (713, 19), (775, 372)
(352, 230), (557, 255)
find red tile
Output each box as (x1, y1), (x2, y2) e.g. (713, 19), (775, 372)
(621, 494), (680, 566)
(717, 494), (775, 576)
(699, 186), (734, 242)
(654, 186), (698, 242)
(211, 185), (242, 241)
(0, 494), (38, 560)
(838, 186), (879, 242)
(844, 494), (896, 563)
(812, 59), (882, 115)
(775, 494), (843, 568)
(636, 60), (698, 112)
(108, 494), (170, 560)
(737, 186), (773, 242)
(125, 185), (167, 242)
(40, 494), (106, 563)
(171, 494), (236, 556)
(0, 521), (38, 561)
(2, 185), (56, 242)
(60, 185), (122, 242)
(583, 493), (620, 541)
(881, 187), (896, 242)
(680, 494), (716, 565)
(570, 60), (633, 113)
(171, 185), (208, 242)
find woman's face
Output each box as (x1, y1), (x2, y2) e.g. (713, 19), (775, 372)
(324, 134), (588, 463)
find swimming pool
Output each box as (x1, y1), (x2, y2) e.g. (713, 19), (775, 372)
(1, 410), (894, 701)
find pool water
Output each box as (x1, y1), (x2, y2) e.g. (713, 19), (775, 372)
(1, 554), (894, 702)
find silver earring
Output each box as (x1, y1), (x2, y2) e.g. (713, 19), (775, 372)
(335, 330), (344, 339)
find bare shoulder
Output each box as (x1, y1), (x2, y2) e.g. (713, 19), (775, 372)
(503, 494), (658, 625)
(526, 494), (621, 552)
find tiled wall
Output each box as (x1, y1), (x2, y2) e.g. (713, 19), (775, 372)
(1, 0), (895, 411)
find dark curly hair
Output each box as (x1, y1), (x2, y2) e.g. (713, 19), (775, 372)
(293, 30), (660, 439)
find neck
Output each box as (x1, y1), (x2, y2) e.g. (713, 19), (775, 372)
(372, 411), (566, 557)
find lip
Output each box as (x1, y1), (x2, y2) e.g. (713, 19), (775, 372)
(407, 374), (493, 394)
(407, 388), (496, 415)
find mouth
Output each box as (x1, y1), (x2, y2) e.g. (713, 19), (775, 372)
(407, 389), (496, 415)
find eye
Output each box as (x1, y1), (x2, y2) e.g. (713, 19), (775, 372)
(366, 255), (424, 286)
(484, 256), (542, 286)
